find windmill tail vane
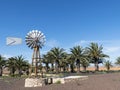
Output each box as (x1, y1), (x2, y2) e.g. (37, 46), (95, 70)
(6, 37), (22, 45)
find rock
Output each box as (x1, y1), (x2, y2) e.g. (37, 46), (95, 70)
(25, 78), (45, 87)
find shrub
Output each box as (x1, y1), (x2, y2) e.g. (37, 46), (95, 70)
(55, 80), (61, 84)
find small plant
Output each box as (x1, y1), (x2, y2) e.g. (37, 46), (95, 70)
(55, 80), (61, 84)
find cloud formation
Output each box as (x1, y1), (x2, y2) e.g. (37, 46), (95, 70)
(75, 40), (120, 45)
(104, 47), (120, 53)
(46, 39), (60, 48)
(2, 54), (12, 59)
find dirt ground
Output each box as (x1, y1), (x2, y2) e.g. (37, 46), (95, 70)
(0, 73), (120, 90)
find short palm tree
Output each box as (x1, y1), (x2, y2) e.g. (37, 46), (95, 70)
(59, 53), (68, 72)
(70, 46), (84, 73)
(0, 55), (6, 76)
(66, 54), (75, 73)
(47, 52), (55, 72)
(87, 43), (109, 71)
(42, 54), (51, 72)
(80, 56), (90, 72)
(104, 60), (112, 71)
(7, 57), (16, 76)
(15, 55), (29, 76)
(22, 60), (30, 75)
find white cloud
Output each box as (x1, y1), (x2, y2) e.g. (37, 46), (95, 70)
(75, 40), (120, 45)
(2, 54), (12, 59)
(46, 39), (60, 48)
(103, 46), (120, 62)
(40, 50), (48, 55)
(104, 47), (120, 53)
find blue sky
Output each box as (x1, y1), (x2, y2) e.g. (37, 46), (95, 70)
(0, 0), (120, 63)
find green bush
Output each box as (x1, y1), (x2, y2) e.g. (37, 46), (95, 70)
(55, 80), (61, 84)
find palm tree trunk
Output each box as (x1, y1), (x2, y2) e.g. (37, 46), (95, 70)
(46, 63), (49, 72)
(18, 69), (22, 77)
(76, 59), (80, 73)
(79, 64), (80, 72)
(70, 64), (74, 73)
(107, 66), (110, 71)
(63, 66), (66, 72)
(60, 67), (62, 72)
(83, 66), (87, 72)
(55, 62), (59, 73)
(66, 65), (69, 72)
(76, 64), (80, 73)
(51, 63), (54, 72)
(0, 67), (2, 76)
(12, 67), (15, 76)
(95, 62), (99, 71)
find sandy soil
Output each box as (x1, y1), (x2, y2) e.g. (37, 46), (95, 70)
(0, 73), (120, 90)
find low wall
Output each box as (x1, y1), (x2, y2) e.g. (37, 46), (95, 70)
(25, 78), (45, 87)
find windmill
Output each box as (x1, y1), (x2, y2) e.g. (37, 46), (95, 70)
(25, 30), (46, 76)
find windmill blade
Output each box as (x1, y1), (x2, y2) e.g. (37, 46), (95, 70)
(28, 43), (34, 48)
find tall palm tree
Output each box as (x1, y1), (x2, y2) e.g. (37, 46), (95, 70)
(104, 60), (112, 71)
(87, 43), (109, 71)
(0, 55), (6, 76)
(7, 57), (16, 76)
(70, 46), (84, 73)
(115, 57), (120, 66)
(49, 47), (66, 73)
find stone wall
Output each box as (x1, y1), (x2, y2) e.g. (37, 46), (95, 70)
(25, 78), (45, 87)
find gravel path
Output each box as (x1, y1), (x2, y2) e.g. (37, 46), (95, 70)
(0, 73), (120, 90)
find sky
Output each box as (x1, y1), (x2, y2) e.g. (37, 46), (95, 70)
(0, 0), (120, 64)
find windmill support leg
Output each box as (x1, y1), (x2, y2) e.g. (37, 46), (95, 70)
(32, 46), (40, 77)
(35, 65), (37, 76)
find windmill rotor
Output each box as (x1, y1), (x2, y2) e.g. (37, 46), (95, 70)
(25, 30), (46, 49)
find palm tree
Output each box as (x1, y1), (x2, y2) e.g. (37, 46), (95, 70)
(22, 60), (30, 75)
(80, 56), (90, 72)
(42, 54), (51, 72)
(0, 55), (6, 76)
(67, 54), (75, 73)
(104, 60), (112, 71)
(15, 55), (29, 76)
(42, 51), (55, 72)
(7, 57), (16, 76)
(49, 47), (66, 73)
(70, 46), (84, 73)
(87, 43), (109, 71)
(48, 52), (55, 72)
(59, 53), (68, 72)
(115, 57), (120, 66)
